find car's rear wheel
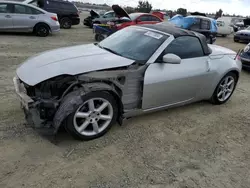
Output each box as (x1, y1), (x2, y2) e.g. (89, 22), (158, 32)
(95, 34), (105, 42)
(65, 91), (118, 140)
(210, 72), (238, 105)
(35, 24), (50, 37)
(60, 17), (72, 29)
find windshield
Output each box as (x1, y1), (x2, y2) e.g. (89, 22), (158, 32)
(246, 26), (250, 30)
(98, 27), (168, 62)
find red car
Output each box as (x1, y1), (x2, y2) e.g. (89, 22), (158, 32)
(111, 5), (163, 30)
(93, 5), (163, 41)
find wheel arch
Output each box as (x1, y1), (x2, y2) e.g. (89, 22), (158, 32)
(33, 22), (51, 33)
(209, 68), (240, 99)
(52, 82), (123, 134)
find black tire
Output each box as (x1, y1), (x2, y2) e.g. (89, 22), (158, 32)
(89, 22), (93, 28)
(210, 72), (238, 105)
(98, 34), (105, 42)
(209, 36), (213, 44)
(35, 24), (50, 37)
(234, 38), (239, 42)
(206, 36), (213, 44)
(60, 17), (72, 29)
(94, 34), (99, 41)
(65, 91), (118, 141)
(222, 34), (227, 37)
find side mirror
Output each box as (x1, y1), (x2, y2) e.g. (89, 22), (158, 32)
(162, 53), (181, 64)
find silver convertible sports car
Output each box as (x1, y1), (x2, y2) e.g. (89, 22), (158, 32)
(13, 23), (242, 140)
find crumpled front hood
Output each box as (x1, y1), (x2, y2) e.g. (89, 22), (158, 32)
(16, 44), (134, 86)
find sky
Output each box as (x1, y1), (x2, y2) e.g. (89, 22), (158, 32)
(78, 0), (250, 16)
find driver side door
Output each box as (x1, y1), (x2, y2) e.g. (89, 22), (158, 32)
(142, 36), (212, 110)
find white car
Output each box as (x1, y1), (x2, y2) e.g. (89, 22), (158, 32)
(216, 20), (234, 37)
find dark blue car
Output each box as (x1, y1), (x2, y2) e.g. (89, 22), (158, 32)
(240, 43), (250, 70)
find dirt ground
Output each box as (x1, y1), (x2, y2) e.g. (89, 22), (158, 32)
(1, 13), (250, 188)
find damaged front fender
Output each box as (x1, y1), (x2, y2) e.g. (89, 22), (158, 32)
(53, 82), (121, 133)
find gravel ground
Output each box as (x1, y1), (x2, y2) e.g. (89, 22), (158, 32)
(1, 13), (250, 188)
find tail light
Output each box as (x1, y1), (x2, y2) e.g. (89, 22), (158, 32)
(51, 16), (58, 21)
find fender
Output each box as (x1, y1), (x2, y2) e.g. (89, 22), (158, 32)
(52, 82), (121, 134)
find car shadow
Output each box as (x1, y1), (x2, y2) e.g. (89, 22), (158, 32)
(51, 100), (212, 147)
(0, 32), (54, 37)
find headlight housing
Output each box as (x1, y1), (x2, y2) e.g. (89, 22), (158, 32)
(244, 45), (250, 52)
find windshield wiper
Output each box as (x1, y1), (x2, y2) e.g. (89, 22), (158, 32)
(102, 47), (121, 56)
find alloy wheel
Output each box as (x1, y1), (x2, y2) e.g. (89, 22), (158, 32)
(73, 98), (113, 136)
(217, 75), (235, 102)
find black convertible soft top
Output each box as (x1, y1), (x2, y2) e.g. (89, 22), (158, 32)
(141, 23), (212, 55)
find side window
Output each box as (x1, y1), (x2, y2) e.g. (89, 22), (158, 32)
(190, 19), (201, 30)
(14, 4), (33, 14)
(31, 7), (43, 14)
(104, 13), (113, 18)
(60, 3), (74, 10)
(138, 15), (151, 22)
(0, 3), (11, 13)
(201, 19), (210, 30)
(151, 15), (161, 22)
(217, 21), (225, 27)
(164, 36), (204, 59)
(49, 2), (58, 8)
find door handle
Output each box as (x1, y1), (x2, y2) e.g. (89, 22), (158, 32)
(29, 16), (36, 19)
(5, 15), (11, 18)
(206, 59), (211, 72)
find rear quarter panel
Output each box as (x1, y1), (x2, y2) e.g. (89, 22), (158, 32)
(201, 55), (241, 99)
(38, 14), (59, 29)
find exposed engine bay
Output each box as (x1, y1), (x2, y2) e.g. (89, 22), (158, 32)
(20, 63), (148, 132)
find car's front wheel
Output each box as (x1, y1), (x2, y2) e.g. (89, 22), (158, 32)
(65, 91), (118, 140)
(210, 72), (238, 105)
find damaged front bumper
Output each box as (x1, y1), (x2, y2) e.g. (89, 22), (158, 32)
(13, 76), (56, 136)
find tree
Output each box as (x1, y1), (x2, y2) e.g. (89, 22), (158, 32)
(214, 9), (223, 19)
(136, 1), (152, 13)
(124, 6), (136, 14)
(176, 8), (187, 16)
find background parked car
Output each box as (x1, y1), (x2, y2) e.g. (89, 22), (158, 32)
(240, 43), (250, 70)
(169, 15), (217, 44)
(234, 26), (250, 43)
(83, 10), (116, 28)
(0, 1), (60, 37)
(216, 19), (234, 37)
(24, 0), (80, 29)
(105, 5), (163, 30)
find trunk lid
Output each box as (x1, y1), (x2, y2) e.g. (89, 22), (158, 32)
(208, 44), (236, 56)
(112, 4), (130, 19)
(90, 10), (100, 18)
